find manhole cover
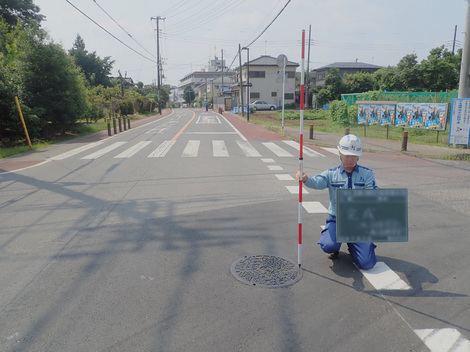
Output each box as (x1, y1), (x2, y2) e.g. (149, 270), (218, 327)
(231, 255), (302, 288)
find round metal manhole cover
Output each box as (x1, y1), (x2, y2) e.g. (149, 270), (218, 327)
(231, 255), (302, 288)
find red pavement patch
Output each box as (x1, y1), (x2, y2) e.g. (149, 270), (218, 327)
(222, 111), (287, 141)
(0, 160), (44, 173)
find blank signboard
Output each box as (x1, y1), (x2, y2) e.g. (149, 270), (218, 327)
(336, 188), (408, 243)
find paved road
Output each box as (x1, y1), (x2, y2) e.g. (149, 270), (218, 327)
(0, 109), (469, 352)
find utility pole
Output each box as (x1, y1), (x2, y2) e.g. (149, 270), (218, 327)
(242, 47), (250, 122)
(221, 49), (224, 96)
(459, 1), (470, 98)
(151, 16), (165, 114)
(238, 44), (244, 117)
(453, 25), (457, 54)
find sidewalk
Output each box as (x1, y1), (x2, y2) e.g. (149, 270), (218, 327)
(270, 125), (469, 159)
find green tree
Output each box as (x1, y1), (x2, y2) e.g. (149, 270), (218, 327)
(373, 66), (403, 91)
(343, 71), (376, 94)
(420, 46), (461, 92)
(69, 34), (114, 87)
(397, 54), (422, 91)
(0, 0), (44, 28)
(183, 85), (195, 104)
(315, 68), (343, 106)
(0, 18), (22, 143)
(20, 35), (87, 135)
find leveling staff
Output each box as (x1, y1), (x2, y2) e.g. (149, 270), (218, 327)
(296, 134), (378, 270)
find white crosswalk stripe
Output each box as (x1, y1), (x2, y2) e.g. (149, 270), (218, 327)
(73, 139), (329, 160)
(148, 140), (175, 157)
(115, 141), (152, 158)
(237, 140), (262, 157)
(213, 140), (229, 157)
(182, 140), (200, 157)
(283, 140), (326, 157)
(81, 142), (127, 160)
(262, 142), (294, 157)
(414, 328), (470, 352)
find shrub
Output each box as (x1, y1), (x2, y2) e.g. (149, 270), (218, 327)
(329, 100), (349, 126)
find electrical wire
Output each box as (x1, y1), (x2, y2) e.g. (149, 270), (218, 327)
(92, 0), (155, 59)
(244, 0), (291, 48)
(65, 0), (157, 64)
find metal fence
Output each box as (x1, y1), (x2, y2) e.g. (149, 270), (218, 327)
(342, 91), (458, 106)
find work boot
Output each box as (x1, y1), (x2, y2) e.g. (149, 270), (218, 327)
(328, 251), (339, 260)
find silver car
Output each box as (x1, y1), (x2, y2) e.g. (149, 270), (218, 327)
(249, 100), (276, 111)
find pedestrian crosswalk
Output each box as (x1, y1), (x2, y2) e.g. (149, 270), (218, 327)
(49, 139), (330, 161)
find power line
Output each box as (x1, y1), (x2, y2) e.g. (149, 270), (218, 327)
(92, 0), (155, 59)
(245, 0), (291, 48)
(65, 0), (157, 64)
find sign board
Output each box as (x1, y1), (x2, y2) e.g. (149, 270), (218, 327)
(448, 98), (470, 147)
(336, 188), (408, 243)
(357, 102), (396, 126)
(357, 102), (448, 131)
(397, 103), (448, 131)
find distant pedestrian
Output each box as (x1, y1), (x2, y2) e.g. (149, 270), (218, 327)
(296, 134), (378, 270)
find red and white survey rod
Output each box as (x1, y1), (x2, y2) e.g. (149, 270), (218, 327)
(298, 30), (305, 267)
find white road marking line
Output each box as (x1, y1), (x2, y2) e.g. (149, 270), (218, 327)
(414, 329), (470, 352)
(268, 165), (283, 171)
(359, 261), (411, 290)
(50, 141), (105, 160)
(276, 174), (294, 181)
(261, 158), (275, 163)
(237, 140), (262, 157)
(283, 140), (326, 157)
(302, 201), (328, 213)
(185, 132), (237, 135)
(285, 185), (309, 194)
(115, 141), (152, 158)
(262, 142), (293, 157)
(182, 140), (200, 157)
(322, 147), (340, 156)
(218, 113), (247, 141)
(81, 142), (127, 160)
(213, 140), (229, 157)
(196, 115), (221, 124)
(148, 140), (175, 157)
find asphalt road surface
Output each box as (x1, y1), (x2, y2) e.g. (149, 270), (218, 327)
(1, 109), (469, 352)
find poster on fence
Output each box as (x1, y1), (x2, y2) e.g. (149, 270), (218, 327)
(448, 99), (470, 146)
(357, 102), (396, 126)
(396, 103), (448, 130)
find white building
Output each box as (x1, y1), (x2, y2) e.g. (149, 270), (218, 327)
(232, 55), (299, 108)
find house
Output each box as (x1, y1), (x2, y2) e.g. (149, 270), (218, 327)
(178, 56), (236, 105)
(232, 55), (299, 108)
(312, 61), (383, 88)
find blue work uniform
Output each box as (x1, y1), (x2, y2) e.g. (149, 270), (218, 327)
(304, 164), (378, 270)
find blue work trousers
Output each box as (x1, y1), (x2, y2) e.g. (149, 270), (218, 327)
(319, 215), (377, 270)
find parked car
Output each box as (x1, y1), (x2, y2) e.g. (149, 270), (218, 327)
(249, 100), (276, 111)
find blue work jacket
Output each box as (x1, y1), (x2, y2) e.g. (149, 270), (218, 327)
(304, 164), (377, 217)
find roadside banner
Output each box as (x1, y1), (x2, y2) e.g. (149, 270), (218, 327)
(357, 101), (447, 131)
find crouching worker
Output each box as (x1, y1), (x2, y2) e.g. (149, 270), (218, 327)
(296, 134), (377, 270)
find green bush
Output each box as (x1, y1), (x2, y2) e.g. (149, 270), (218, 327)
(348, 105), (358, 123)
(279, 109), (328, 120)
(329, 100), (349, 126)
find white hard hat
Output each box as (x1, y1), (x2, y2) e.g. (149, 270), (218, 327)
(337, 134), (362, 156)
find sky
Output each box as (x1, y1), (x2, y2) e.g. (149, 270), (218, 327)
(33, 0), (468, 87)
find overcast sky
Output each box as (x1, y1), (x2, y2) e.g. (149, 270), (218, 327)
(34, 0), (468, 87)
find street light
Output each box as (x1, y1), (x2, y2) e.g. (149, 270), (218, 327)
(242, 47), (250, 122)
